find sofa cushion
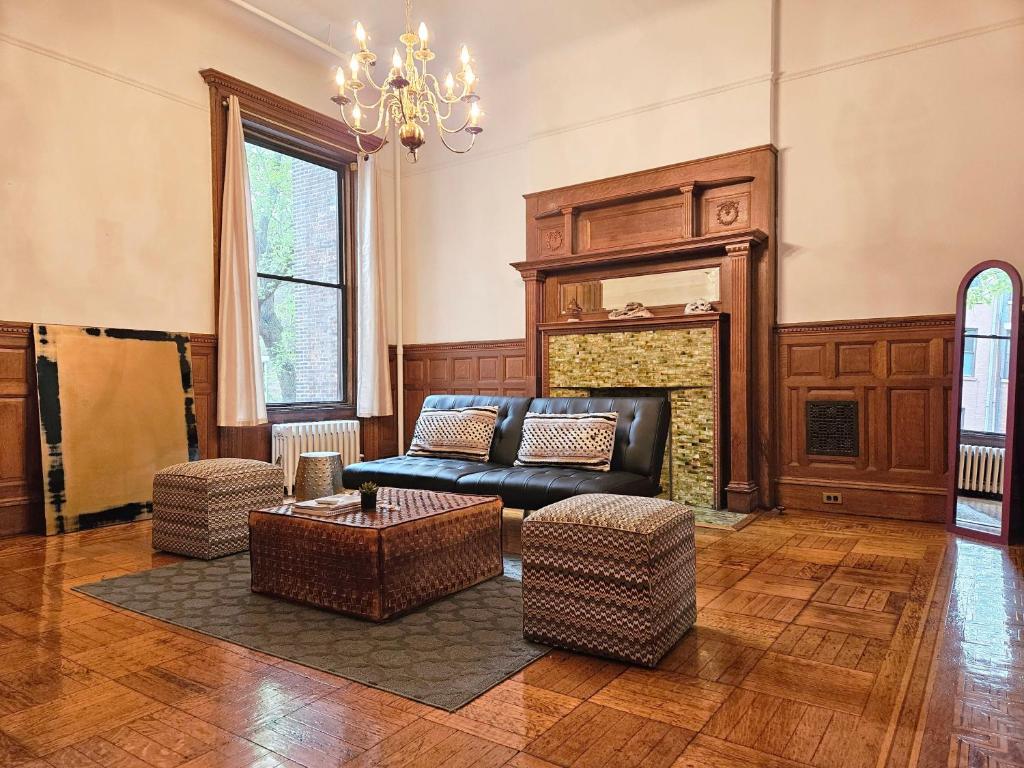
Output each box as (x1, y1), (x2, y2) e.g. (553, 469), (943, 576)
(515, 411), (618, 472)
(454, 465), (658, 510)
(342, 456), (504, 493)
(420, 395), (532, 466)
(407, 405), (499, 461)
(527, 397), (669, 481)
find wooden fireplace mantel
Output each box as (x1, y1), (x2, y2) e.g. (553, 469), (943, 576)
(512, 146), (777, 512)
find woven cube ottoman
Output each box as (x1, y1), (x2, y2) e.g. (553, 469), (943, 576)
(522, 493), (696, 667)
(152, 458), (283, 559)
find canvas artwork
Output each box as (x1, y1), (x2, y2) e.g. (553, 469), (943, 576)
(33, 324), (199, 535)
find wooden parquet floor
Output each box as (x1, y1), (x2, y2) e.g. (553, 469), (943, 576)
(0, 510), (1020, 767)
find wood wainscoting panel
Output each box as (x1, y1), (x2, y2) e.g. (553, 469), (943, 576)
(402, 339), (527, 450)
(0, 322), (41, 535)
(188, 334), (218, 460)
(776, 316), (955, 522)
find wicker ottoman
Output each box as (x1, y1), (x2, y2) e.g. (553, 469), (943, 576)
(249, 488), (503, 621)
(152, 459), (283, 559)
(522, 493), (696, 667)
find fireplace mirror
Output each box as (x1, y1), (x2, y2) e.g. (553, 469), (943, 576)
(559, 267), (720, 314)
(948, 261), (1023, 543)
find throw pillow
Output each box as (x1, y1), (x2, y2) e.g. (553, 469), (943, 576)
(407, 405), (500, 461)
(514, 411), (618, 472)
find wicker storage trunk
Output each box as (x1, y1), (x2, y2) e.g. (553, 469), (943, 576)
(249, 487), (503, 621)
(521, 493), (696, 667)
(152, 459), (284, 560)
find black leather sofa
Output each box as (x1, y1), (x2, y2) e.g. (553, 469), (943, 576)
(342, 394), (670, 510)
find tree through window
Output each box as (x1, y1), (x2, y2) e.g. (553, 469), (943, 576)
(244, 136), (347, 405)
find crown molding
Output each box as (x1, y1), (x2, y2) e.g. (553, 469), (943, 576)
(775, 315), (955, 334)
(0, 322), (32, 337)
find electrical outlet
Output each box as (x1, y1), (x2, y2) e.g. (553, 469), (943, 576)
(822, 492), (843, 504)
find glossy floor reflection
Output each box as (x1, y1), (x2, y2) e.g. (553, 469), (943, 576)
(0, 512), (1019, 767)
(915, 538), (1024, 767)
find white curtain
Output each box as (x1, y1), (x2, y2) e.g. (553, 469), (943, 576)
(356, 154), (393, 417)
(217, 95), (267, 427)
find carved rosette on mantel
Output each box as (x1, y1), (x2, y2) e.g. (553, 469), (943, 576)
(513, 145), (777, 513)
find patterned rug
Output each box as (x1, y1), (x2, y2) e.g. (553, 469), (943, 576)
(74, 554), (545, 711)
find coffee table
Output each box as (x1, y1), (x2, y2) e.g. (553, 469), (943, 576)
(248, 487), (503, 621)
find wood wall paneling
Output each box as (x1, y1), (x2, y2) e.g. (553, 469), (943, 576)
(360, 348), (399, 460)
(188, 334), (218, 460)
(776, 316), (955, 522)
(0, 315), (962, 533)
(402, 340), (527, 450)
(0, 323), (41, 535)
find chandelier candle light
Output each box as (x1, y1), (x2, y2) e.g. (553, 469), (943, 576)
(332, 0), (483, 162)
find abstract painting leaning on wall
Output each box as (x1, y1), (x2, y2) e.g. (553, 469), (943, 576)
(33, 324), (199, 535)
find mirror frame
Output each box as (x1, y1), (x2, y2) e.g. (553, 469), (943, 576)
(947, 260), (1023, 543)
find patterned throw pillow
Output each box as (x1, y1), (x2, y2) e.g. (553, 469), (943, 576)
(407, 406), (500, 461)
(514, 412), (618, 472)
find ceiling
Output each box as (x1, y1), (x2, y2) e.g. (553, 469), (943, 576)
(241, 0), (677, 74)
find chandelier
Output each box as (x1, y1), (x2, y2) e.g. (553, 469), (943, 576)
(331, 0), (483, 162)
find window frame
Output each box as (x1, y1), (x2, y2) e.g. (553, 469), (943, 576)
(201, 69), (379, 424)
(962, 327), (978, 378)
(243, 128), (351, 409)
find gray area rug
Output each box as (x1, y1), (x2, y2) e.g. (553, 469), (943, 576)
(74, 554), (545, 711)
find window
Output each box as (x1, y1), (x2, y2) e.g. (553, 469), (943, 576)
(963, 328), (978, 377)
(244, 135), (348, 406)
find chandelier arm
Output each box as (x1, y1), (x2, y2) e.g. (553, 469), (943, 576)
(338, 97), (390, 137)
(361, 62), (387, 91)
(436, 113), (471, 134)
(421, 86), (453, 122)
(436, 127), (477, 154)
(351, 87), (387, 111)
(355, 132), (390, 156)
(423, 72), (462, 106)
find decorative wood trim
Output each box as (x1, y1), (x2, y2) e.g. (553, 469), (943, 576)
(199, 69), (378, 157)
(777, 315), (956, 334)
(511, 229), (769, 273)
(524, 144), (773, 214)
(537, 314), (723, 334)
(726, 241), (757, 512)
(402, 339), (526, 353)
(517, 146), (777, 511)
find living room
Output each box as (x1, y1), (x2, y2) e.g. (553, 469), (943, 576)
(1, 1), (1022, 766)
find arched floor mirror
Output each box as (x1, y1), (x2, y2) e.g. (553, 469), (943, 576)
(948, 261), (1023, 544)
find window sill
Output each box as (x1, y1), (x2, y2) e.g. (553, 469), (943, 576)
(266, 403), (357, 424)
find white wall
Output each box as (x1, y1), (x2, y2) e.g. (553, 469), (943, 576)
(0, 0), (358, 334)
(4, 0), (1022, 339)
(398, 0), (1024, 341)
(400, 0), (772, 343)
(776, 0), (1024, 323)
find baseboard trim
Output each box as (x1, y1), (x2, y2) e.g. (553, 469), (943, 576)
(776, 478), (946, 522)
